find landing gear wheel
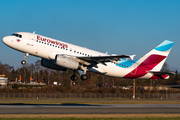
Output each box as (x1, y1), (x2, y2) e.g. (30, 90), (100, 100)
(21, 53), (29, 65)
(81, 74), (88, 81)
(70, 75), (78, 81)
(21, 60), (26, 65)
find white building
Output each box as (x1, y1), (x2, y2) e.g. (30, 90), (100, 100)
(0, 76), (8, 86)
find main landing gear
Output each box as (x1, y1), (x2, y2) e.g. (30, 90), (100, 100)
(21, 53), (29, 65)
(70, 70), (78, 81)
(80, 65), (88, 81)
(70, 74), (88, 81)
(70, 66), (88, 81)
(81, 74), (88, 81)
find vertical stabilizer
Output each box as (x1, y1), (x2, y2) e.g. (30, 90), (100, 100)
(139, 40), (174, 71)
(124, 40), (174, 79)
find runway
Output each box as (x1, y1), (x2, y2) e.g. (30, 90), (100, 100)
(0, 103), (180, 114)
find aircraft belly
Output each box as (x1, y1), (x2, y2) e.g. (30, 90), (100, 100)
(98, 63), (131, 78)
(89, 67), (105, 74)
(48, 52), (58, 60)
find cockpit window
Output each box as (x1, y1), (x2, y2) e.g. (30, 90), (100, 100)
(11, 33), (22, 38)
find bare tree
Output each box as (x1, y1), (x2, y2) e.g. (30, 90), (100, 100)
(161, 62), (170, 72)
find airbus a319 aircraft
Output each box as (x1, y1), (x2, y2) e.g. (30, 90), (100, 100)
(2, 32), (174, 81)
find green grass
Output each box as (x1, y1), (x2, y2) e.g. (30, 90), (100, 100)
(0, 118), (180, 120)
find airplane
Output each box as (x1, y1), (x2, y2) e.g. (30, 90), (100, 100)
(2, 32), (174, 81)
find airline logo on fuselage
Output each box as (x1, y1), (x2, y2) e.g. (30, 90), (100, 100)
(37, 35), (68, 48)
(16, 39), (21, 42)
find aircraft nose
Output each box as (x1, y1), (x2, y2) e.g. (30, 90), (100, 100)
(2, 36), (9, 45)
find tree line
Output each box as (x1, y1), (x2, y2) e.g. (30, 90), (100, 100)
(0, 60), (180, 88)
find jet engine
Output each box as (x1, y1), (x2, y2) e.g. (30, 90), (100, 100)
(54, 55), (79, 70)
(41, 58), (67, 71)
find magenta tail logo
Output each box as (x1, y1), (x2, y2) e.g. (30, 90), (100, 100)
(124, 54), (166, 78)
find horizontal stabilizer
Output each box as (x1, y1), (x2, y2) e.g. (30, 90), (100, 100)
(148, 71), (175, 75)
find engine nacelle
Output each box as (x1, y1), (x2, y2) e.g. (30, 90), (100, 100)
(41, 58), (67, 71)
(55, 55), (79, 70)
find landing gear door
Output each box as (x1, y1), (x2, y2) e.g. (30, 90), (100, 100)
(28, 34), (35, 46)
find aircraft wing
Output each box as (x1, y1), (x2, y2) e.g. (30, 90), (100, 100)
(75, 55), (129, 66)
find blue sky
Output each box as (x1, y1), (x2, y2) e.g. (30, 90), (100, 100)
(0, 0), (179, 70)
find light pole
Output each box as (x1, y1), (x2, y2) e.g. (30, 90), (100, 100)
(133, 79), (135, 99)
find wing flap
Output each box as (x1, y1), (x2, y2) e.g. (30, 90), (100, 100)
(78, 55), (129, 62)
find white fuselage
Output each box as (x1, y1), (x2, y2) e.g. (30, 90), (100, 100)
(3, 32), (172, 80)
(3, 32), (134, 78)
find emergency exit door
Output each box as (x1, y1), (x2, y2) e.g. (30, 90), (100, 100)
(28, 34), (35, 46)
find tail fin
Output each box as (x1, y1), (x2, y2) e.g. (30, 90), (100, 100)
(124, 40), (174, 79)
(137, 40), (174, 71)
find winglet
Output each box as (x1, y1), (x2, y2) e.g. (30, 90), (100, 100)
(129, 55), (136, 60)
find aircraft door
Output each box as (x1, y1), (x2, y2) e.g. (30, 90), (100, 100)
(28, 34), (35, 46)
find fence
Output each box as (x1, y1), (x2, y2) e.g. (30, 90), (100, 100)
(0, 93), (180, 99)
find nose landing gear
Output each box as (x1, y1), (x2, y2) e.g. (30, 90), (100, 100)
(21, 60), (26, 65)
(21, 53), (29, 65)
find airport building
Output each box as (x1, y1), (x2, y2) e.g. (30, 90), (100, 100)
(0, 75), (8, 88)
